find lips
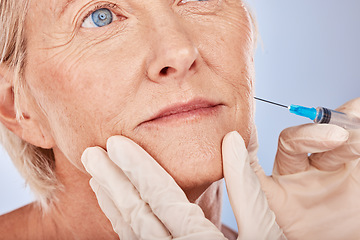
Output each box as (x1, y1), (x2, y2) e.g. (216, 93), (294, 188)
(139, 99), (223, 126)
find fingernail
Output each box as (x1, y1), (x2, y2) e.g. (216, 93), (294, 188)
(224, 131), (247, 161)
(81, 148), (90, 167)
(89, 178), (100, 192)
(106, 135), (123, 153)
(81, 147), (106, 173)
(230, 131), (246, 150)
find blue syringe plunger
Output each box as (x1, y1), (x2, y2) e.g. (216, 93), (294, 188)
(289, 105), (317, 121)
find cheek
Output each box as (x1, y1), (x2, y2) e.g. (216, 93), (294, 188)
(25, 48), (142, 165)
(192, 5), (255, 95)
(195, 14), (255, 141)
(23, 1), (255, 190)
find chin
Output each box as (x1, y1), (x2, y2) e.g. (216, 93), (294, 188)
(123, 103), (251, 201)
(161, 145), (223, 202)
(131, 125), (227, 201)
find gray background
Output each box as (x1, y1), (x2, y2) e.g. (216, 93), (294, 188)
(222, 0), (360, 230)
(1, 0), (359, 233)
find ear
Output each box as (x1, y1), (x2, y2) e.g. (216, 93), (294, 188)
(0, 67), (55, 149)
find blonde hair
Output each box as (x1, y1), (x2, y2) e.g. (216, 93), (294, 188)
(0, 0), (58, 210)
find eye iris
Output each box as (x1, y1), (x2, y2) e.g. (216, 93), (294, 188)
(91, 8), (113, 27)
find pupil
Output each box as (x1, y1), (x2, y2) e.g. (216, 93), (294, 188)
(99, 13), (106, 20)
(91, 8), (113, 27)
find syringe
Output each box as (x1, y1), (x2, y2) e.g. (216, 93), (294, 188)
(254, 97), (360, 129)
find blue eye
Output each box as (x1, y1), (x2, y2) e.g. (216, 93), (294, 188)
(82, 8), (114, 28)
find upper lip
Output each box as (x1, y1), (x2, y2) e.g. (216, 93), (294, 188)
(140, 98), (223, 125)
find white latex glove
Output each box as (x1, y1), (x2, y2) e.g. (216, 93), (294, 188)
(222, 131), (286, 239)
(251, 97), (360, 239)
(82, 133), (286, 239)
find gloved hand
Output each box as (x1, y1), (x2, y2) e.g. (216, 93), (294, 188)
(250, 97), (360, 239)
(81, 132), (286, 239)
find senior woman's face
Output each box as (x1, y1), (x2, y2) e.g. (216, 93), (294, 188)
(24, 0), (254, 196)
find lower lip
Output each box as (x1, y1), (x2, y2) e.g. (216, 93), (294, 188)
(140, 104), (224, 127)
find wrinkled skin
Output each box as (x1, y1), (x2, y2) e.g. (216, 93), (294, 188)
(0, 1), (255, 239)
(23, 0), (255, 200)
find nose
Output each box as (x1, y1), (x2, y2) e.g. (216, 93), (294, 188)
(146, 16), (199, 83)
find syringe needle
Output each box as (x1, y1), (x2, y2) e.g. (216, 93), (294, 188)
(255, 97), (360, 129)
(254, 97), (288, 108)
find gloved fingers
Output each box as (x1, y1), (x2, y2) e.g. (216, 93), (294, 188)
(222, 131), (286, 240)
(82, 147), (171, 240)
(274, 124), (349, 175)
(308, 97), (360, 171)
(335, 97), (360, 118)
(106, 136), (225, 239)
(310, 128), (360, 171)
(224, 127), (279, 216)
(241, 126), (272, 193)
(89, 178), (138, 240)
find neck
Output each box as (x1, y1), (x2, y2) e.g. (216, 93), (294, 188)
(40, 147), (223, 239)
(41, 148), (118, 239)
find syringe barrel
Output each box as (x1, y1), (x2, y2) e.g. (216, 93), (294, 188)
(315, 107), (360, 129)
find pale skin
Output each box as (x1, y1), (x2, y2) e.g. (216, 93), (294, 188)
(0, 0), (254, 239)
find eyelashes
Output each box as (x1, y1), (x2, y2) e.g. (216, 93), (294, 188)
(81, 3), (122, 28)
(79, 0), (215, 29)
(82, 8), (114, 28)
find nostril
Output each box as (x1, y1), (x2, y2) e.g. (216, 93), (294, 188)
(160, 67), (169, 75)
(160, 66), (176, 76)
